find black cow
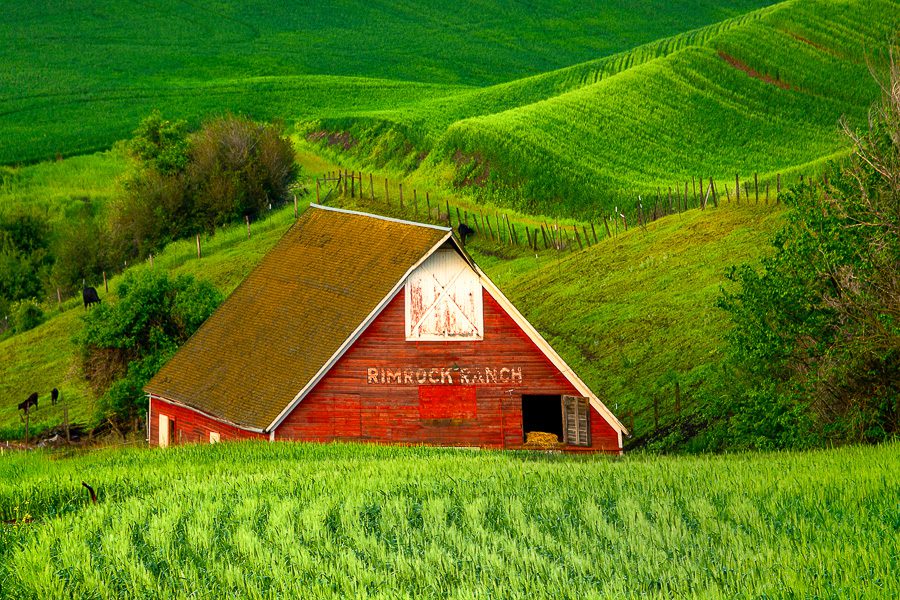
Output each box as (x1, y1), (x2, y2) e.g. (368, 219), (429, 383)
(51, 387), (59, 405)
(457, 223), (475, 245)
(82, 286), (101, 309)
(18, 392), (38, 413)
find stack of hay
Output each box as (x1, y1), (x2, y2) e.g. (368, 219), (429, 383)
(524, 431), (564, 450)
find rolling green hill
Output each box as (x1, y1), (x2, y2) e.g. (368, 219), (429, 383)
(303, 0), (898, 215)
(0, 0), (774, 165)
(0, 158), (783, 443)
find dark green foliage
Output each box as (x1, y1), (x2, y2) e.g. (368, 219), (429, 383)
(189, 115), (298, 231)
(51, 208), (113, 297)
(77, 270), (222, 423)
(112, 113), (297, 259)
(718, 67), (900, 445)
(9, 300), (45, 334)
(127, 110), (190, 175)
(0, 210), (52, 308)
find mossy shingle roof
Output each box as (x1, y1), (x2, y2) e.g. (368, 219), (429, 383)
(145, 205), (450, 431)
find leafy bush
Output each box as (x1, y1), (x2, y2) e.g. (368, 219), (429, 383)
(77, 269), (222, 424)
(718, 58), (900, 445)
(9, 299), (45, 334)
(111, 112), (298, 259)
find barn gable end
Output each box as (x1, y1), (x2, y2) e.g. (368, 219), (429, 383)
(147, 205), (626, 451)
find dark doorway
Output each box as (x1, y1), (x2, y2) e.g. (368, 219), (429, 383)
(521, 395), (563, 442)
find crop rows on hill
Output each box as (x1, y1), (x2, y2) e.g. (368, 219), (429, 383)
(303, 0), (897, 216)
(1, 442), (897, 598)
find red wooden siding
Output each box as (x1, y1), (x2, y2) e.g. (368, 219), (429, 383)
(149, 396), (265, 446)
(276, 289), (620, 452)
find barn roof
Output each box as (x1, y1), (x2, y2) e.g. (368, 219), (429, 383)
(145, 205), (451, 431)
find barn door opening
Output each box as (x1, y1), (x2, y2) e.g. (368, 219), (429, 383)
(521, 395), (564, 445)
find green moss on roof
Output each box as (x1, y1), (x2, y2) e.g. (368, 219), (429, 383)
(146, 206), (450, 431)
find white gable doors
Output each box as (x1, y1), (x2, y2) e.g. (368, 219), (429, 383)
(405, 249), (483, 341)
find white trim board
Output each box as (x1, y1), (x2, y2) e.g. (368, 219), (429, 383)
(310, 203), (452, 232)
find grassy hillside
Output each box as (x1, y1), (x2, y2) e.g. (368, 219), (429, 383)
(0, 151), (782, 443)
(306, 0), (898, 215)
(0, 0), (773, 165)
(1, 442), (897, 597)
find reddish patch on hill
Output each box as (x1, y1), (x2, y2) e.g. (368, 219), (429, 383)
(306, 130), (358, 150)
(718, 50), (792, 91)
(452, 149), (492, 187)
(783, 30), (843, 59)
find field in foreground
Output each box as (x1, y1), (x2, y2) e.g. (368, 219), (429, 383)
(0, 442), (897, 598)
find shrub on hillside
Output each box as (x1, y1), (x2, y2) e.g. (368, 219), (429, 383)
(10, 299), (45, 334)
(112, 112), (298, 259)
(718, 58), (900, 446)
(77, 270), (222, 424)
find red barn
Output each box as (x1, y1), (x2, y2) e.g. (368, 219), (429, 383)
(146, 205), (627, 451)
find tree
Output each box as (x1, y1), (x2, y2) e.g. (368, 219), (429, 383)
(719, 55), (899, 445)
(77, 270), (222, 424)
(110, 112), (298, 257)
(189, 114), (297, 231)
(127, 109), (189, 175)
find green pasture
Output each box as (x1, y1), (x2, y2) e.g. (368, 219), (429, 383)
(0, 442), (896, 598)
(0, 0), (772, 165)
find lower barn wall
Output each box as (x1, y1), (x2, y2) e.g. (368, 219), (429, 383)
(277, 289), (620, 452)
(149, 395), (265, 446)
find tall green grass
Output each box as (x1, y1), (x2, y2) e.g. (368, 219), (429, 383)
(0, 442), (897, 598)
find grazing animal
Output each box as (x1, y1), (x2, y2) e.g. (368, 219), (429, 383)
(51, 387), (59, 405)
(81, 482), (97, 504)
(457, 223), (475, 244)
(18, 392), (38, 413)
(82, 286), (101, 309)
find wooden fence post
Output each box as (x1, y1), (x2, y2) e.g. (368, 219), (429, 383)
(385, 178), (390, 205)
(316, 180), (320, 204)
(754, 173), (759, 203)
(196, 234), (202, 259)
(675, 381), (682, 417)
(590, 222), (598, 243)
(294, 193), (299, 217)
(245, 215), (251, 239)
(777, 173), (781, 198)
(446, 201), (451, 226)
(574, 226), (583, 250)
(582, 225), (591, 247)
(735, 173), (740, 202)
(399, 183), (404, 208)
(370, 173), (374, 200)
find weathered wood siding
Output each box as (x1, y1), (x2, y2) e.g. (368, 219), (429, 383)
(276, 289), (620, 451)
(149, 396), (265, 446)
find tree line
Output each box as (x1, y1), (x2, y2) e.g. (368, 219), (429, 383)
(0, 111), (297, 334)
